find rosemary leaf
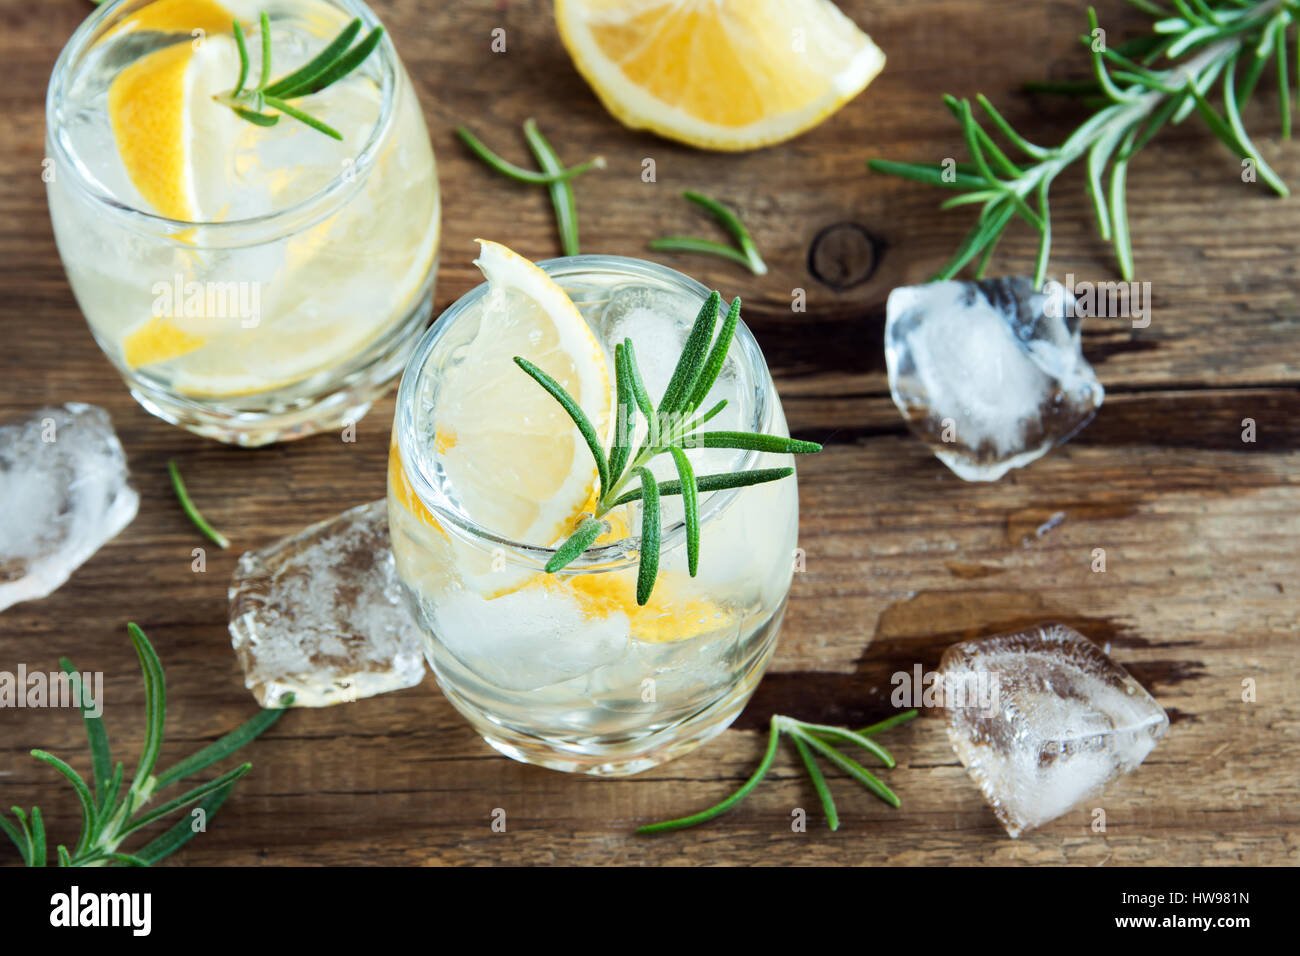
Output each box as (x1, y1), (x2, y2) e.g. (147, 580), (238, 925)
(232, 18), (250, 96)
(456, 126), (604, 184)
(791, 734), (839, 831)
(9, 808), (34, 866)
(523, 119), (580, 255)
(610, 467), (794, 507)
(153, 694), (293, 791)
(545, 517), (605, 574)
(683, 191), (768, 274)
(867, 158), (989, 190)
(258, 11), (272, 89)
(649, 237), (757, 271)
(168, 459), (229, 549)
(127, 622), (167, 792)
(684, 296), (740, 414)
(119, 763), (252, 839)
(636, 721), (782, 834)
(634, 467), (660, 607)
(292, 26), (384, 97)
(692, 431), (822, 454)
(134, 784), (234, 865)
(659, 290), (720, 417)
(793, 730), (902, 808)
(264, 94), (341, 140)
(606, 348), (633, 486)
(29, 808), (46, 867)
(29, 751), (96, 857)
(0, 813), (27, 865)
(793, 721), (896, 767)
(233, 106), (279, 127)
(59, 659), (111, 811)
(1109, 129), (1138, 281)
(651, 192), (767, 274)
(260, 17), (362, 98)
(668, 447), (700, 576)
(623, 338), (658, 449)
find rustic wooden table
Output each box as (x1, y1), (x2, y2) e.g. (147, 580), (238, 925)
(3, 0), (1297, 866)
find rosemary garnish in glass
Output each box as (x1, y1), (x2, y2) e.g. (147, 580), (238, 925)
(0, 624), (288, 866)
(638, 710), (918, 833)
(651, 190), (768, 275)
(215, 12), (384, 140)
(515, 292), (820, 605)
(870, 0), (1299, 284)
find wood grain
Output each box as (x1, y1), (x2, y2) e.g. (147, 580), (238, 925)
(1, 0), (1297, 866)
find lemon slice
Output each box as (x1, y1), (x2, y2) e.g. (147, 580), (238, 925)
(436, 240), (612, 548)
(555, 0), (886, 151)
(113, 0), (239, 37)
(122, 315), (207, 368)
(108, 31), (242, 222)
(554, 572), (733, 644)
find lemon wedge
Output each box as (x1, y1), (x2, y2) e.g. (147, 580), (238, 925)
(114, 0), (238, 37)
(555, 0), (886, 151)
(122, 315), (207, 368)
(436, 240), (612, 548)
(108, 30), (242, 222)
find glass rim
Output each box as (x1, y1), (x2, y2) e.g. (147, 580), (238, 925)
(45, 0), (400, 247)
(394, 253), (776, 573)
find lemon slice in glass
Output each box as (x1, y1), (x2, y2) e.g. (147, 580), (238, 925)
(437, 240), (613, 549)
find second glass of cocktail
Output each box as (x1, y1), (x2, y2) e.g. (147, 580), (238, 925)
(389, 242), (818, 775)
(46, 0), (439, 445)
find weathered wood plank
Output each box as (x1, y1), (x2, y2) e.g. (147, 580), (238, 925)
(1, 0), (1297, 866)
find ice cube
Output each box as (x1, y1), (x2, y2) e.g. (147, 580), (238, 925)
(430, 584), (631, 693)
(885, 277), (1103, 481)
(939, 623), (1168, 838)
(229, 500), (426, 707)
(0, 404), (139, 612)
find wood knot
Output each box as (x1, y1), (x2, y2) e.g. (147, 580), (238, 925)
(806, 222), (886, 291)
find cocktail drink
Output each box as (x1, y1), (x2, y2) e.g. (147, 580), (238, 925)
(46, 0), (439, 445)
(388, 244), (812, 775)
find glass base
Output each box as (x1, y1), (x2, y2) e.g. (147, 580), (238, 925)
(122, 274), (435, 447)
(434, 617), (783, 777)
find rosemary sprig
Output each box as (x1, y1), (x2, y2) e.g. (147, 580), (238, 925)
(215, 13), (384, 140)
(637, 710), (918, 834)
(456, 126), (605, 184)
(168, 458), (229, 549)
(459, 121), (602, 255)
(869, 0), (1299, 284)
(1, 623), (289, 867)
(651, 191), (769, 275)
(515, 293), (821, 605)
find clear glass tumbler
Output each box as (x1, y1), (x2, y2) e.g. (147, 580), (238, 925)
(388, 255), (800, 775)
(46, 0), (440, 445)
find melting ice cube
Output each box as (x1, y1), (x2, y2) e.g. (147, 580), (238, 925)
(884, 277), (1103, 481)
(939, 623), (1168, 838)
(429, 584), (631, 693)
(229, 500), (426, 707)
(0, 404), (138, 612)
